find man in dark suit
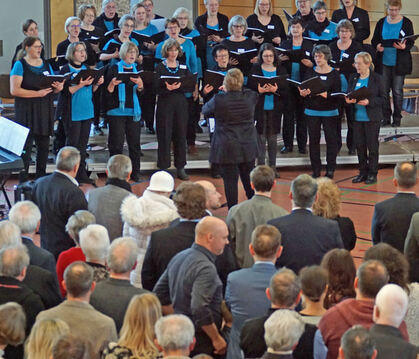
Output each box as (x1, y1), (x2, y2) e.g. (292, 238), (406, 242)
(32, 146), (88, 259)
(240, 268), (317, 359)
(370, 284), (418, 359)
(268, 174), (343, 273)
(9, 200), (56, 277)
(90, 237), (148, 332)
(372, 161), (419, 252)
(142, 182), (236, 291)
(225, 224), (282, 359)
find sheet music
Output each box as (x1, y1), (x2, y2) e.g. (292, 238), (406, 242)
(0, 117), (30, 156)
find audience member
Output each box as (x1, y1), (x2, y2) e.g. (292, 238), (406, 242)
(25, 319), (70, 359)
(338, 325), (377, 359)
(79, 224), (110, 283)
(225, 224), (282, 359)
(36, 261), (117, 359)
(312, 178), (357, 251)
(56, 210), (95, 297)
(0, 245), (44, 359)
(154, 314), (196, 358)
(88, 155), (133, 241)
(0, 221), (62, 310)
(196, 180), (223, 213)
(317, 260), (403, 359)
(268, 174), (343, 273)
(404, 212), (419, 282)
(262, 310), (306, 359)
(227, 165), (288, 268)
(9, 200), (56, 276)
(141, 182), (207, 290)
(372, 162), (419, 252)
(299, 265), (328, 325)
(154, 216), (228, 357)
(51, 334), (86, 359)
(102, 293), (162, 359)
(90, 237), (148, 332)
(240, 268), (317, 359)
(121, 170), (179, 287)
(0, 303), (26, 358)
(32, 146), (88, 259)
(321, 249), (356, 309)
(364, 243), (419, 345)
(370, 284), (418, 359)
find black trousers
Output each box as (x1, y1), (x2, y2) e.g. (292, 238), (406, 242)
(108, 116), (141, 176)
(219, 161), (255, 209)
(353, 120), (380, 176)
(20, 132), (50, 182)
(65, 119), (92, 179)
(337, 104), (355, 152)
(156, 93), (188, 170)
(282, 86), (307, 150)
(139, 87), (156, 130)
(186, 96), (201, 146)
(307, 115), (339, 175)
(257, 111), (277, 166)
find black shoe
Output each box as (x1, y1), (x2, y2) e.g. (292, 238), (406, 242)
(348, 149), (356, 155)
(325, 171), (334, 179)
(270, 165), (280, 178)
(365, 175), (377, 184)
(146, 128), (155, 134)
(280, 146), (292, 154)
(311, 172), (320, 178)
(177, 168), (189, 180)
(352, 174), (367, 183)
(298, 148), (307, 154)
(130, 173), (142, 183)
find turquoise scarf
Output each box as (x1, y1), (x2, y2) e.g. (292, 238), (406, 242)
(117, 60), (141, 121)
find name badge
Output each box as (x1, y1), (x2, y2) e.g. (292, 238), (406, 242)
(320, 76), (327, 80)
(356, 82), (361, 87)
(324, 29), (330, 33)
(353, 17), (359, 22)
(305, 51), (311, 56)
(179, 64), (187, 69)
(342, 53), (349, 58)
(400, 30), (406, 37)
(43, 71), (50, 75)
(267, 25), (275, 30)
(238, 48), (245, 53)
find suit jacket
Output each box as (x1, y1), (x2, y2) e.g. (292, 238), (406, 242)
(227, 195), (288, 268)
(369, 324), (418, 359)
(259, 353), (293, 359)
(405, 212), (419, 282)
(372, 192), (419, 252)
(225, 262), (277, 359)
(22, 236), (56, 278)
(32, 172), (88, 259)
(268, 209), (343, 273)
(36, 300), (117, 359)
(240, 308), (316, 359)
(142, 219), (237, 292)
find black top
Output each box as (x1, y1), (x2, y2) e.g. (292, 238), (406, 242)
(371, 16), (414, 76)
(80, 26), (105, 40)
(194, 12), (230, 39)
(22, 236), (56, 278)
(347, 71), (385, 122)
(56, 38), (97, 67)
(221, 37), (257, 75)
(293, 9), (315, 28)
(303, 67), (341, 111)
(202, 88), (259, 164)
(246, 14), (287, 45)
(11, 41), (45, 68)
(279, 38), (314, 79)
(153, 61), (192, 96)
(92, 12), (120, 32)
(331, 6), (370, 43)
(334, 216), (357, 251)
(329, 39), (363, 80)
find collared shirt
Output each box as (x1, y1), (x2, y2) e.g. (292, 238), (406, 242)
(55, 169), (79, 186)
(254, 261), (276, 266)
(292, 207), (313, 212)
(153, 243), (223, 329)
(267, 348), (293, 355)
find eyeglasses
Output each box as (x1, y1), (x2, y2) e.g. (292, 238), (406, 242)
(176, 17), (189, 21)
(123, 24), (135, 29)
(339, 29), (351, 33)
(167, 26), (179, 30)
(262, 54), (274, 58)
(70, 24), (81, 28)
(216, 54), (228, 58)
(232, 25), (244, 28)
(75, 48), (86, 53)
(315, 11), (327, 15)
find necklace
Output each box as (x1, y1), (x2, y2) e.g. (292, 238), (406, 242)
(164, 60), (179, 74)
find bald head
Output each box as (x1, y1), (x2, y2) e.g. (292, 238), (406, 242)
(374, 284), (408, 327)
(195, 217), (229, 255)
(196, 180), (222, 210)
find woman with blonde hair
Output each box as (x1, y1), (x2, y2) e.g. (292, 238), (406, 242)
(25, 319), (70, 359)
(102, 293), (162, 359)
(0, 303), (26, 358)
(313, 177), (356, 251)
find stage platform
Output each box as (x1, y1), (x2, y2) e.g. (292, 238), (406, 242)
(23, 113), (419, 175)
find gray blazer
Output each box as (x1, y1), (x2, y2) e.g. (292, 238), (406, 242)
(405, 212), (419, 282)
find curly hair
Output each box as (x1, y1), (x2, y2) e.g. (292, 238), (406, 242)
(312, 177), (341, 219)
(321, 249), (356, 309)
(173, 182), (207, 220)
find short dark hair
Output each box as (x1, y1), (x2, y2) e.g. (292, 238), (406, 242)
(299, 265), (328, 302)
(364, 243), (410, 292)
(52, 334), (86, 359)
(258, 43), (280, 67)
(173, 182), (207, 220)
(341, 325), (376, 359)
(212, 44), (229, 58)
(291, 174), (318, 208)
(289, 16), (305, 28)
(165, 17), (180, 28)
(394, 162), (417, 188)
(63, 261), (93, 298)
(250, 165), (275, 192)
(357, 260), (388, 299)
(312, 44), (332, 62)
(269, 268), (301, 307)
(22, 19), (37, 33)
(251, 225), (281, 259)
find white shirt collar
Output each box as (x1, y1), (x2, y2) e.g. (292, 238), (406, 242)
(55, 170), (79, 186)
(267, 348), (293, 355)
(292, 206), (312, 212)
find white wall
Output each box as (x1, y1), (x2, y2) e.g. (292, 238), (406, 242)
(0, 0), (45, 73)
